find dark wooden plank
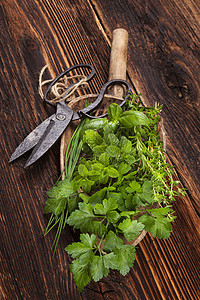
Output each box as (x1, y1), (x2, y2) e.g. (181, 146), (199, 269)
(88, 1), (200, 299)
(0, 0), (199, 299)
(89, 0), (200, 298)
(0, 1), (110, 299)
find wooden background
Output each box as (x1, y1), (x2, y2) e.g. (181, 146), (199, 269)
(0, 0), (200, 299)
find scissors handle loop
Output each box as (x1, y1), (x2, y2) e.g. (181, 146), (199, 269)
(79, 79), (131, 119)
(44, 64), (95, 106)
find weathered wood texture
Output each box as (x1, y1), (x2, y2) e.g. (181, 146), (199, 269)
(0, 0), (199, 299)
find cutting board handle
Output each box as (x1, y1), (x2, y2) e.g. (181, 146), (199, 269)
(108, 28), (128, 97)
(109, 28), (128, 81)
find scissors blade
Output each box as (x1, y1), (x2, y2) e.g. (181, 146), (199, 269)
(9, 115), (54, 163)
(24, 110), (73, 168)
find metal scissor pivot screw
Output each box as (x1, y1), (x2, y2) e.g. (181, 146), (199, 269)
(56, 113), (66, 121)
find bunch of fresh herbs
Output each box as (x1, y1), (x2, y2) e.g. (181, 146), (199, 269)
(44, 93), (185, 291)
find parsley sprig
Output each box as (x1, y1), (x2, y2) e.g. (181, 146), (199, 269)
(44, 93), (185, 291)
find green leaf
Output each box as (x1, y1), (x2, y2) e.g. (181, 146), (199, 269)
(118, 162), (131, 175)
(103, 252), (118, 269)
(94, 197), (120, 223)
(120, 211), (140, 217)
(65, 233), (96, 259)
(138, 207), (174, 239)
(94, 198), (118, 215)
(126, 181), (142, 194)
(147, 206), (172, 216)
(91, 162), (104, 172)
(80, 233), (97, 248)
(88, 170), (101, 178)
(99, 152), (110, 166)
(103, 230), (124, 252)
(122, 140), (132, 154)
(68, 196), (79, 213)
(81, 118), (108, 133)
(109, 192), (125, 211)
(103, 122), (116, 135)
(124, 154), (137, 164)
(90, 256), (109, 282)
(89, 187), (116, 206)
(84, 130), (103, 149)
(44, 197), (68, 216)
(99, 173), (109, 184)
(108, 120), (119, 132)
(67, 202), (94, 233)
(105, 167), (119, 178)
(118, 218), (144, 241)
(93, 196), (120, 224)
(107, 211), (120, 223)
(69, 259), (91, 292)
(119, 111), (150, 128)
(71, 177), (81, 192)
(125, 194), (136, 211)
(93, 145), (107, 156)
(80, 178), (95, 193)
(119, 185), (127, 198)
(93, 221), (107, 237)
(106, 145), (121, 158)
(124, 171), (138, 180)
(119, 135), (129, 148)
(113, 245), (136, 276)
(107, 133), (119, 146)
(78, 164), (89, 177)
(107, 103), (122, 121)
(79, 193), (90, 203)
(139, 180), (154, 203)
(88, 188), (107, 206)
(132, 193), (144, 207)
(45, 179), (74, 215)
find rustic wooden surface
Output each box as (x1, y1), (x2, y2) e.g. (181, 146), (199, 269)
(0, 0), (200, 299)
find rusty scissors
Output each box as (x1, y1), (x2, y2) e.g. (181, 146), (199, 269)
(9, 64), (131, 167)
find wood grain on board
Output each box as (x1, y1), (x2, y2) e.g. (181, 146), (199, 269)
(0, 0), (199, 299)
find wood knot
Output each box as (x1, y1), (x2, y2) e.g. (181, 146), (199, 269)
(164, 62), (198, 104)
(22, 38), (39, 52)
